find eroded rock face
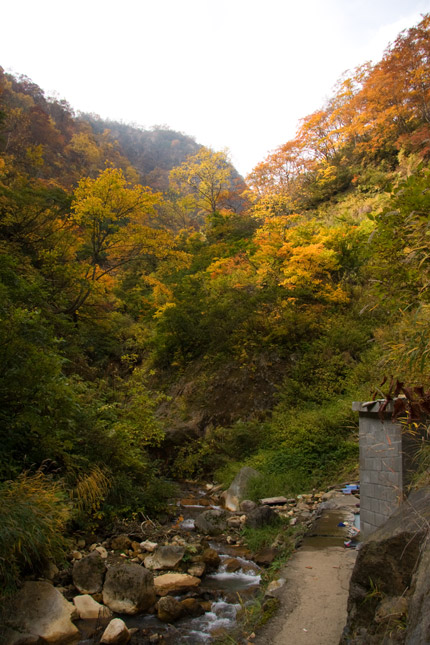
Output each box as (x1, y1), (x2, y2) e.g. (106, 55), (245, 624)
(5, 581), (80, 644)
(404, 540), (430, 644)
(221, 467), (260, 512)
(341, 487), (430, 645)
(102, 563), (156, 614)
(72, 550), (106, 594)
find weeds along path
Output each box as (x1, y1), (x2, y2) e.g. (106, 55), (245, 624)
(256, 494), (359, 645)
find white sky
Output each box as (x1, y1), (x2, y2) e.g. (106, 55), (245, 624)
(2, 0), (430, 176)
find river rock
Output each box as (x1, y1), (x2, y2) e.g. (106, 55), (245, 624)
(245, 505), (276, 528)
(201, 547), (221, 569)
(222, 467), (261, 512)
(157, 596), (184, 622)
(140, 540), (158, 552)
(110, 535), (132, 551)
(4, 581), (80, 644)
(100, 618), (131, 644)
(154, 573), (201, 596)
(224, 557), (241, 572)
(73, 594), (112, 620)
(180, 597), (206, 617)
(144, 545), (185, 570)
(95, 546), (108, 559)
(187, 563), (206, 577)
(265, 578), (286, 598)
(195, 509), (227, 535)
(102, 563), (156, 614)
(240, 499), (258, 513)
(73, 550), (106, 594)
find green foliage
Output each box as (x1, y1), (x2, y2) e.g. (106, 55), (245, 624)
(0, 473), (70, 595)
(240, 515), (292, 553)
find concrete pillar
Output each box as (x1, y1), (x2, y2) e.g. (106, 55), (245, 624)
(353, 400), (425, 538)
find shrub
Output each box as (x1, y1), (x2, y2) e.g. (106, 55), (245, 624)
(0, 473), (70, 595)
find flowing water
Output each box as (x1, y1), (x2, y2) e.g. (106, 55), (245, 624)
(78, 485), (263, 644)
(77, 486), (360, 643)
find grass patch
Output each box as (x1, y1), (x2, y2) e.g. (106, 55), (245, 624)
(0, 473), (71, 597)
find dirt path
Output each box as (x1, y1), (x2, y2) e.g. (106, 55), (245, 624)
(255, 493), (359, 645)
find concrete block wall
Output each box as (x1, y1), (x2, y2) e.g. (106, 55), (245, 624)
(353, 400), (425, 538)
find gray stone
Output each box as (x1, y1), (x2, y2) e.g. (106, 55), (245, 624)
(341, 487), (430, 644)
(143, 545), (185, 570)
(194, 509), (227, 535)
(245, 505), (276, 528)
(405, 535), (430, 644)
(240, 499), (258, 513)
(265, 577), (286, 598)
(102, 563), (156, 614)
(222, 467), (261, 511)
(5, 581), (80, 644)
(72, 550), (106, 594)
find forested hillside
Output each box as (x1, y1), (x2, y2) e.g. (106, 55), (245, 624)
(1, 14), (430, 594)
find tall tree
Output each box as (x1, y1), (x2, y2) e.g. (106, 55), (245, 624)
(169, 147), (234, 218)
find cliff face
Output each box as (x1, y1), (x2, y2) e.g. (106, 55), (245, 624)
(340, 487), (430, 644)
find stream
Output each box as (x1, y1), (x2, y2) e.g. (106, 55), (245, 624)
(77, 485), (360, 644)
(78, 484), (263, 644)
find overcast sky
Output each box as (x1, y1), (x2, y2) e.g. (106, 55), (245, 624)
(2, 0), (430, 176)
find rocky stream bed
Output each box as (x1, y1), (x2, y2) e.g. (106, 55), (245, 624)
(3, 475), (361, 645)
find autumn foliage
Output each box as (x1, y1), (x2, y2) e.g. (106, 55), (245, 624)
(1, 14), (430, 524)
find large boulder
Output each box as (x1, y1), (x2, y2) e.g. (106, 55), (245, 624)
(102, 563), (156, 615)
(341, 486), (430, 644)
(154, 573), (201, 596)
(4, 581), (80, 644)
(221, 467), (260, 511)
(194, 509), (227, 535)
(72, 550), (106, 594)
(143, 545), (185, 570)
